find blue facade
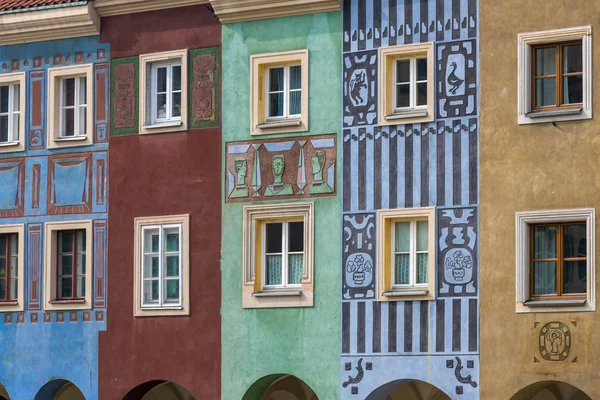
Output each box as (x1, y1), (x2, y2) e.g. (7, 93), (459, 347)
(0, 36), (109, 400)
(340, 0), (479, 398)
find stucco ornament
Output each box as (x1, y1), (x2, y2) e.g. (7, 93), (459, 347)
(345, 253), (373, 287)
(539, 322), (571, 362)
(444, 248), (473, 284)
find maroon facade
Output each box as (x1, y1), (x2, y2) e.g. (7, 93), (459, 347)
(99, 6), (221, 399)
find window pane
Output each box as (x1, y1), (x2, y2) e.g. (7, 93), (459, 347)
(144, 230), (159, 253)
(396, 59), (410, 83)
(9, 256), (17, 278)
(156, 67), (167, 93)
(395, 84), (410, 108)
(77, 230), (85, 252)
(63, 78), (75, 107)
(269, 93), (284, 117)
(78, 77), (87, 104)
(535, 47), (556, 76)
(166, 255), (179, 277)
(416, 58), (427, 81)
(9, 278), (16, 301)
(60, 231), (73, 253)
(172, 92), (182, 117)
(172, 65), (181, 91)
(535, 78), (556, 107)
(143, 256), (159, 278)
(76, 276), (85, 297)
(12, 112), (18, 141)
(533, 225), (556, 259)
(416, 253), (428, 284)
(165, 229), (179, 252)
(563, 224), (586, 258)
(0, 115), (8, 143)
(288, 254), (303, 284)
(288, 222), (304, 252)
(0, 279), (4, 300)
(13, 85), (19, 112)
(289, 66), (301, 90)
(394, 221), (410, 252)
(9, 235), (16, 254)
(394, 254), (410, 284)
(63, 108), (75, 137)
(143, 280), (159, 303)
(563, 44), (582, 73)
(265, 255), (282, 285)
(416, 221), (428, 251)
(60, 277), (73, 298)
(78, 106), (86, 136)
(77, 254), (85, 275)
(269, 68), (284, 92)
(416, 82), (427, 106)
(0, 86), (8, 113)
(164, 279), (179, 302)
(563, 260), (586, 294)
(266, 223), (283, 253)
(533, 261), (556, 295)
(0, 235), (5, 254)
(563, 75), (583, 104)
(156, 93), (167, 119)
(60, 255), (73, 275)
(289, 91), (301, 115)
(0, 258), (5, 278)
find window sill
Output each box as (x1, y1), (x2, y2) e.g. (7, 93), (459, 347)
(0, 141), (19, 147)
(50, 299), (86, 304)
(256, 119), (302, 130)
(526, 108), (583, 119)
(140, 306), (184, 311)
(143, 120), (183, 130)
(524, 299), (587, 307)
(383, 289), (429, 297)
(55, 136), (88, 142)
(385, 110), (429, 121)
(252, 290), (303, 298)
(0, 301), (18, 306)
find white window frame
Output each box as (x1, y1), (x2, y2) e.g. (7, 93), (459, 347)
(391, 219), (429, 290)
(44, 220), (93, 311)
(518, 26), (592, 124)
(0, 224), (24, 312)
(150, 59), (183, 126)
(134, 214), (189, 317)
(47, 65), (94, 149)
(0, 73), (25, 153)
(392, 56), (428, 113)
(139, 49), (188, 135)
(265, 65), (302, 122)
(0, 83), (20, 143)
(58, 76), (87, 139)
(515, 208), (596, 313)
(261, 220), (304, 290)
(140, 223), (183, 309)
(250, 49), (309, 136)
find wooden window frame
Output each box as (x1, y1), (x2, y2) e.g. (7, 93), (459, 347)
(150, 59), (182, 126)
(391, 218), (429, 290)
(261, 220), (304, 290)
(392, 56), (428, 113)
(58, 76), (88, 139)
(531, 40), (583, 111)
(265, 64), (302, 122)
(56, 229), (86, 301)
(529, 222), (587, 301)
(0, 72), (25, 153)
(0, 233), (18, 303)
(0, 83), (21, 145)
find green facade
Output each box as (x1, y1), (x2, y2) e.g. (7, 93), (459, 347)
(221, 11), (342, 400)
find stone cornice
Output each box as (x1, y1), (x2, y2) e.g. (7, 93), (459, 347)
(94, 0), (209, 17)
(209, 0), (341, 23)
(0, 3), (99, 46)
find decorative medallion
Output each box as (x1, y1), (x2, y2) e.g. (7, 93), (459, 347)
(539, 321), (571, 362)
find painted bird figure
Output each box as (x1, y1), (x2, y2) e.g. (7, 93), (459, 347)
(447, 62), (464, 94)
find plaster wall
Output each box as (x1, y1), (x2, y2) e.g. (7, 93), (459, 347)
(220, 12), (342, 400)
(98, 6), (222, 400)
(480, 1), (600, 398)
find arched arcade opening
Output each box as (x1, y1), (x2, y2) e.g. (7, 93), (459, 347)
(0, 382), (9, 400)
(34, 379), (85, 400)
(122, 380), (195, 400)
(243, 374), (319, 400)
(510, 381), (591, 400)
(366, 379), (451, 400)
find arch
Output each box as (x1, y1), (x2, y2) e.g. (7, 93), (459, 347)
(34, 379), (85, 400)
(510, 381), (591, 400)
(122, 380), (195, 400)
(0, 382), (10, 400)
(243, 374), (319, 400)
(365, 379), (451, 400)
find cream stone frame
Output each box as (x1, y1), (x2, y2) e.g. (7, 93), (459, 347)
(134, 214), (190, 317)
(377, 207), (436, 302)
(44, 220), (93, 311)
(515, 208), (596, 313)
(518, 26), (592, 125)
(0, 224), (25, 312)
(250, 49), (309, 136)
(243, 202), (314, 308)
(139, 49), (188, 135)
(378, 42), (435, 126)
(47, 64), (94, 149)
(0, 73), (25, 153)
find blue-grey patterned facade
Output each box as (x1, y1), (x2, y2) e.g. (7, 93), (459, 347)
(341, 0), (479, 398)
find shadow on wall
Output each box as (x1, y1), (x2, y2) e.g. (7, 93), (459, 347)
(243, 374), (319, 400)
(34, 380), (85, 400)
(366, 380), (451, 400)
(123, 380), (195, 400)
(510, 381), (591, 400)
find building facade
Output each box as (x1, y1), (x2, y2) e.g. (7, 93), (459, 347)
(0, 1), (109, 399)
(97, 2), (222, 399)
(216, 1), (342, 398)
(480, 1), (598, 399)
(340, 0), (479, 398)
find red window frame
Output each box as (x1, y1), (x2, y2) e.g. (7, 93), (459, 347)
(0, 233), (17, 302)
(56, 229), (86, 300)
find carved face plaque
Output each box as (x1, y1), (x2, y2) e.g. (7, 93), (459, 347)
(539, 322), (571, 361)
(272, 155), (285, 180)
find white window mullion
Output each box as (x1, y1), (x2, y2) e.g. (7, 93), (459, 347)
(282, 222), (288, 288)
(391, 223), (396, 286)
(166, 65), (172, 121)
(410, 220), (417, 286)
(7, 85), (13, 142)
(158, 226), (164, 307)
(151, 65), (157, 123)
(178, 224), (183, 306)
(410, 58), (416, 109)
(74, 78), (80, 137)
(283, 66), (289, 119)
